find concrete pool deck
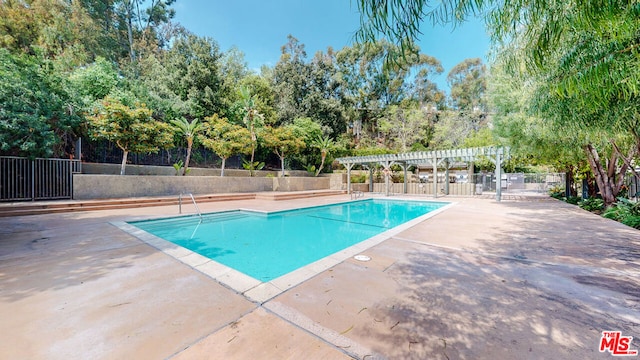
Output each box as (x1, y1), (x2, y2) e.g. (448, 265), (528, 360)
(1, 194), (639, 359)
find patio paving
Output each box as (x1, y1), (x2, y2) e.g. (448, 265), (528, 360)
(0, 194), (639, 359)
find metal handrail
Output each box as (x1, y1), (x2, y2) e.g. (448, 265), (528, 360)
(179, 193), (202, 219)
(350, 190), (364, 200)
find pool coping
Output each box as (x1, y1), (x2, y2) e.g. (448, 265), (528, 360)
(112, 197), (455, 303)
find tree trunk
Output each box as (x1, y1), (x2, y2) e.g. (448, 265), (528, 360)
(120, 150), (128, 176)
(585, 171), (598, 198)
(220, 157), (226, 177)
(125, 0), (136, 63)
(583, 144), (616, 206)
(565, 166), (575, 197)
(280, 155), (285, 177)
(183, 141), (192, 176)
(315, 152), (326, 177)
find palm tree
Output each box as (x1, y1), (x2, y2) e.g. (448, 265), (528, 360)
(312, 135), (335, 177)
(239, 86), (264, 176)
(170, 117), (203, 176)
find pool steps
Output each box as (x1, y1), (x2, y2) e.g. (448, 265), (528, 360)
(134, 211), (251, 231)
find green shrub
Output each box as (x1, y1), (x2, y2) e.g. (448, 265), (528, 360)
(565, 196), (581, 205)
(548, 185), (564, 199)
(351, 173), (367, 183)
(391, 172), (404, 183)
(622, 215), (640, 229)
(579, 198), (604, 213)
(304, 164), (316, 176)
(603, 197), (640, 229)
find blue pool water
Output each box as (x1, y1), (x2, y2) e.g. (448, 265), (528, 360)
(129, 199), (447, 281)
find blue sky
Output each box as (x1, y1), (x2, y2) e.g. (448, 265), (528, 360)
(173, 0), (491, 92)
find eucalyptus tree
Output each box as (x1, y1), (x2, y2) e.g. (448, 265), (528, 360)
(378, 105), (432, 152)
(272, 35), (311, 125)
(335, 39), (439, 139)
(0, 0), (105, 64)
(303, 49), (348, 136)
(162, 32), (225, 120)
(218, 46), (249, 120)
(506, 2), (640, 205)
(114, 0), (176, 62)
(410, 55), (446, 109)
(447, 58), (486, 111)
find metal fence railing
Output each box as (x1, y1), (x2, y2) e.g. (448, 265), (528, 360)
(1, 157), (81, 202)
(367, 172), (567, 196)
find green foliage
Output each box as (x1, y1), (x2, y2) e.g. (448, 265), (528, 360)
(0, 49), (81, 158)
(354, 146), (394, 156)
(262, 125), (306, 176)
(431, 110), (487, 150)
(240, 85), (265, 172)
(378, 105), (431, 152)
(242, 160), (265, 173)
(391, 172), (405, 183)
(351, 173), (367, 183)
(579, 198), (604, 213)
(67, 57), (118, 106)
(201, 114), (251, 176)
(602, 198), (640, 229)
(311, 134), (336, 176)
(162, 33), (225, 119)
(447, 58), (486, 111)
(565, 196), (581, 205)
(548, 186), (565, 200)
(170, 117), (203, 175)
(87, 96), (173, 174)
(304, 164), (316, 176)
(172, 160), (184, 176)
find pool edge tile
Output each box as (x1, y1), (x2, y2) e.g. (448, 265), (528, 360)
(244, 282), (284, 303)
(217, 270), (262, 294)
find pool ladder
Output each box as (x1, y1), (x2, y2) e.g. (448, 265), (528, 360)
(178, 193), (202, 219)
(350, 190), (364, 200)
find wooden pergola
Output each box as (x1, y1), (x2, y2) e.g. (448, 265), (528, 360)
(336, 146), (510, 201)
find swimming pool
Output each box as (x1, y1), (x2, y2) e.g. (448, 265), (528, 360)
(128, 199), (448, 282)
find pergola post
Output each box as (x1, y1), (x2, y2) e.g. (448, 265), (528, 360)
(383, 161), (391, 196)
(402, 162), (408, 194)
(494, 149), (503, 202)
(444, 160), (450, 195)
(346, 163), (354, 194)
(432, 154), (438, 198)
(368, 164), (373, 192)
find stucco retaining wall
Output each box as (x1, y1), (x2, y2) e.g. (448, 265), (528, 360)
(73, 174), (331, 199)
(81, 163), (310, 177)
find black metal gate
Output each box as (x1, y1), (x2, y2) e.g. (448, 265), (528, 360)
(0, 157), (82, 201)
